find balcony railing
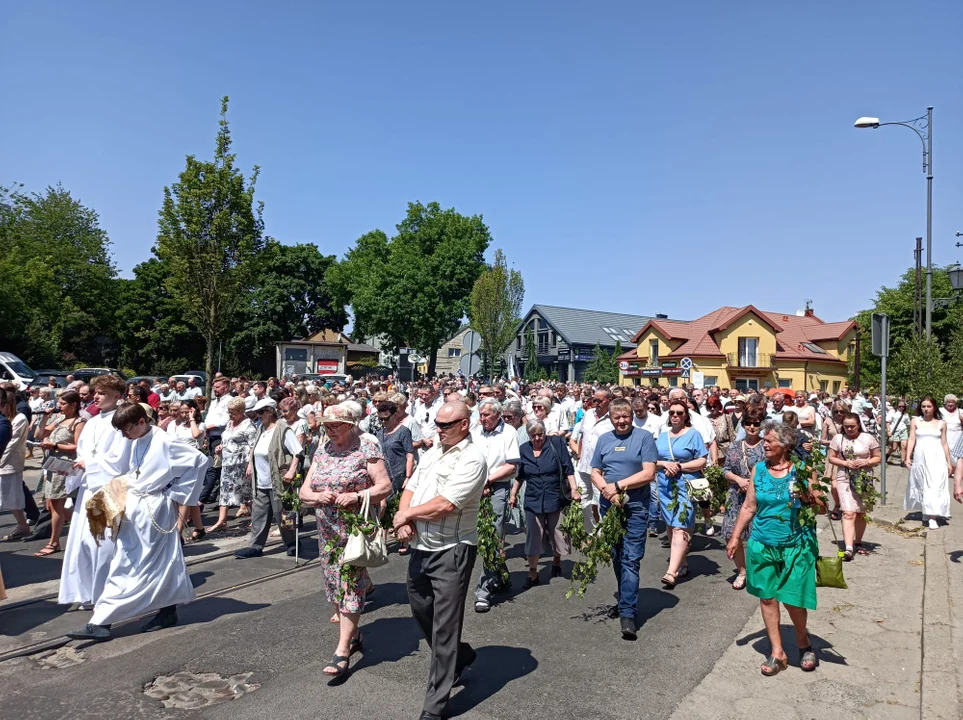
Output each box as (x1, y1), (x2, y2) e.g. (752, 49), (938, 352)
(726, 352), (775, 368)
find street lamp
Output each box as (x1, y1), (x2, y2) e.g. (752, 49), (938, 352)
(949, 264), (963, 293)
(854, 107), (934, 341)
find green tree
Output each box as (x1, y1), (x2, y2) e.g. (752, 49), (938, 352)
(328, 202), (490, 375)
(115, 255), (206, 376)
(582, 342), (618, 385)
(888, 336), (952, 401)
(0, 183), (118, 367)
(229, 242), (347, 377)
(155, 97), (266, 391)
(522, 327), (539, 381)
(855, 265), (963, 393)
(470, 249), (524, 380)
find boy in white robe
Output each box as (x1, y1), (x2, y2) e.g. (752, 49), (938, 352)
(58, 375), (131, 609)
(68, 403), (208, 641)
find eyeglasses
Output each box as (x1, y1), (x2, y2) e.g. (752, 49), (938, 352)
(435, 419), (464, 430)
(744, 422), (760, 429)
(668, 410), (686, 416)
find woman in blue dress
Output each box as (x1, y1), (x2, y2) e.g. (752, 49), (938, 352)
(656, 398), (708, 588)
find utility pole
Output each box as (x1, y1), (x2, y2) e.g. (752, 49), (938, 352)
(852, 326), (861, 392)
(915, 237), (923, 338)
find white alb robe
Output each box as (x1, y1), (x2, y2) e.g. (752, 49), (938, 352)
(91, 427), (208, 625)
(58, 409), (131, 605)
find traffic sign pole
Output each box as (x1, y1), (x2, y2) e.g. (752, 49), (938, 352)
(872, 313), (890, 505)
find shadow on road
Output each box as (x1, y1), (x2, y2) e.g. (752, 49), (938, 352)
(447, 645), (537, 717)
(0, 598), (70, 636)
(737, 626), (848, 666)
(0, 547), (64, 589)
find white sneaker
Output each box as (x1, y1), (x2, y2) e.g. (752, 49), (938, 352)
(704, 523), (715, 537)
(928, 518), (939, 530)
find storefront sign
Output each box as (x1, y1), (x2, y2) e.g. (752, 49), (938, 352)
(661, 368), (682, 376)
(619, 360), (641, 372)
(574, 348), (595, 362)
(641, 368), (662, 377)
(621, 369), (642, 377)
(558, 349), (570, 361)
(316, 359), (340, 374)
(661, 361), (677, 369)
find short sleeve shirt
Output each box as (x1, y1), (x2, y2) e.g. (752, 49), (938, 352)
(590, 427), (658, 503)
(470, 421), (520, 483)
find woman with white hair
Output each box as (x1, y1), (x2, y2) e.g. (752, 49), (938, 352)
(940, 395), (962, 463)
(299, 403), (392, 678)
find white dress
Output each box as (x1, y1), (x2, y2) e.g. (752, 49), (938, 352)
(58, 409), (132, 606)
(90, 427), (208, 625)
(0, 413), (28, 510)
(942, 408), (963, 460)
(905, 418), (951, 519)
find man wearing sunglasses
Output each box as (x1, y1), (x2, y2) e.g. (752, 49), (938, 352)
(414, 386), (443, 451)
(394, 402), (488, 720)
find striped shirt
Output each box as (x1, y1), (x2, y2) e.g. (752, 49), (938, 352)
(407, 436), (488, 552)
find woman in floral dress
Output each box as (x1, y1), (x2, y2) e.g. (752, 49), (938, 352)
(301, 402), (392, 678)
(722, 409), (766, 589)
(209, 398), (256, 533)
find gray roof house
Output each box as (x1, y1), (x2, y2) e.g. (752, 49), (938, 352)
(508, 304), (668, 382)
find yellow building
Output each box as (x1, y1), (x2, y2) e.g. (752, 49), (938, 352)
(619, 305), (856, 394)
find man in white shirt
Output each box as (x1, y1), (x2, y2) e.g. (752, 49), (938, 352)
(184, 377), (203, 399)
(692, 388), (710, 417)
(393, 402), (487, 720)
(470, 398), (520, 613)
(414, 386), (443, 450)
(571, 388), (614, 532)
(632, 396), (663, 537)
(198, 376), (232, 504)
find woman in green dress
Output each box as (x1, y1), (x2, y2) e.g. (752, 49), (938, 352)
(726, 421), (826, 676)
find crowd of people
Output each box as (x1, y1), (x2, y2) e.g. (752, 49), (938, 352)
(3, 370), (963, 715)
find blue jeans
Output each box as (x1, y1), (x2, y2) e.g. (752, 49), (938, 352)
(600, 493), (649, 619)
(648, 486), (660, 533)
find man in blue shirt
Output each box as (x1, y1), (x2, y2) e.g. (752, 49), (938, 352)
(591, 397), (658, 640)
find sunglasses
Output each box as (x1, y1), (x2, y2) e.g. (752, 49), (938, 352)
(668, 410), (686, 416)
(744, 422), (760, 429)
(435, 419), (464, 430)
(647, 405), (658, 412)
(843, 425), (860, 431)
(502, 413), (516, 420)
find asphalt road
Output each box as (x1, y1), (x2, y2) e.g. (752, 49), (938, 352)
(0, 498), (758, 720)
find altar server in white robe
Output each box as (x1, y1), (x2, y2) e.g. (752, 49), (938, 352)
(59, 374), (131, 608)
(67, 403), (208, 641)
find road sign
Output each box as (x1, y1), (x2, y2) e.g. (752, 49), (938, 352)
(681, 368), (690, 379)
(871, 313), (890, 357)
(680, 357), (693, 371)
(462, 330), (481, 354)
(459, 353), (481, 376)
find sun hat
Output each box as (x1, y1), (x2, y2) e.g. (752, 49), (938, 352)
(320, 403), (361, 425)
(251, 397), (277, 413)
(244, 395), (257, 412)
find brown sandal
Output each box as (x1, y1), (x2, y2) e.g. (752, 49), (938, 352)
(34, 544), (61, 557)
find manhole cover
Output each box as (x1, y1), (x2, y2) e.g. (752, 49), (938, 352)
(143, 671), (259, 709)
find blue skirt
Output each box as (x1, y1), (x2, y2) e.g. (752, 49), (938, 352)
(658, 472), (696, 530)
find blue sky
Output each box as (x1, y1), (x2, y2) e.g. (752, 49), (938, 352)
(2, 1), (961, 325)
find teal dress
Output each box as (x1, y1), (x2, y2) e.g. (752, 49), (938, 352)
(745, 462), (818, 610)
(656, 428), (708, 530)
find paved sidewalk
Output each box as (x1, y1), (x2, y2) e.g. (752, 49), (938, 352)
(668, 464), (948, 720)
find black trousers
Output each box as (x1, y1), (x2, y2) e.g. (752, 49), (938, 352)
(198, 434), (221, 504)
(407, 544), (477, 717)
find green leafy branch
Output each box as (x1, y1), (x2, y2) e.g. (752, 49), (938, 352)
(323, 508), (379, 603)
(478, 493), (509, 586)
(566, 494), (627, 600)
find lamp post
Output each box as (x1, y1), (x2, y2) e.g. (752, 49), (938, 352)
(855, 107), (933, 341)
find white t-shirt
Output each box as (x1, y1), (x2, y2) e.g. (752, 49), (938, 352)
(253, 425), (302, 490)
(576, 409), (614, 475)
(166, 420), (200, 448)
(633, 413), (662, 438)
(470, 421), (520, 483)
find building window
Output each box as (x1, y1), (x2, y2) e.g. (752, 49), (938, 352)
(735, 378), (759, 391)
(448, 348), (461, 357)
(551, 331), (557, 347)
(649, 340), (659, 366)
(819, 380), (828, 392)
(538, 332), (550, 354)
(668, 376), (678, 387)
(738, 338), (758, 367)
(517, 335), (522, 350)
(832, 380), (841, 394)
(703, 376), (718, 387)
(778, 379), (792, 388)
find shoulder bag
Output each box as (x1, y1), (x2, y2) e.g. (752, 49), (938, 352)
(815, 516), (848, 589)
(667, 431), (712, 501)
(342, 489), (389, 568)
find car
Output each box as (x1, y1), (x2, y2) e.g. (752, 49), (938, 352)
(128, 375), (165, 388)
(172, 374), (206, 387)
(73, 367), (127, 383)
(28, 371), (72, 390)
(299, 373), (351, 387)
(0, 352), (38, 390)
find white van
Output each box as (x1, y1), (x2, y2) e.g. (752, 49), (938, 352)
(0, 352), (38, 390)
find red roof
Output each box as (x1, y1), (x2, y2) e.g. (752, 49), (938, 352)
(631, 306), (855, 363)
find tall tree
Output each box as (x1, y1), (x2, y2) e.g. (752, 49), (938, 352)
(470, 249), (524, 380)
(888, 335), (952, 401)
(228, 241), (347, 376)
(115, 255), (206, 376)
(156, 97), (266, 391)
(328, 202), (490, 376)
(0, 183), (118, 367)
(582, 342), (619, 385)
(522, 327), (539, 382)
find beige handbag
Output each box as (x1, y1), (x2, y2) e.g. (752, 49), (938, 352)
(86, 475), (129, 546)
(342, 490), (388, 568)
